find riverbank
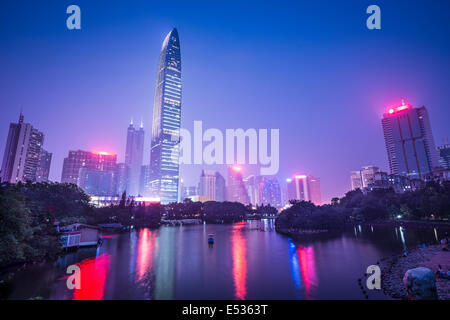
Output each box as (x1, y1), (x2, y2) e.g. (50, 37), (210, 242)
(358, 219), (450, 230)
(380, 244), (450, 300)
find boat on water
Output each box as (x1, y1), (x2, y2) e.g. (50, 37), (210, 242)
(208, 234), (214, 244)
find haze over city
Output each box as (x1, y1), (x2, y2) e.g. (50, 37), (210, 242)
(1, 0), (450, 203)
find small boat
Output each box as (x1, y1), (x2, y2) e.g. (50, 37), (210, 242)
(208, 234), (214, 244)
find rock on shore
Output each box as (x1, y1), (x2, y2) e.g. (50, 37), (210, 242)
(380, 245), (450, 300)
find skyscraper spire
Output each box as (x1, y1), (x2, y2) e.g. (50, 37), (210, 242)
(140, 117), (144, 129)
(19, 111), (24, 124)
(130, 117), (134, 126)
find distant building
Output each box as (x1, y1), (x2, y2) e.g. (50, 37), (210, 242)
(227, 166), (250, 204)
(116, 163), (128, 195)
(78, 168), (117, 197)
(262, 178), (282, 208)
(351, 166), (380, 190)
(0, 113), (47, 183)
(36, 149), (52, 182)
(382, 101), (439, 180)
(61, 150), (117, 185)
(244, 175), (264, 205)
(361, 166), (380, 188)
(181, 185), (197, 201)
(287, 174), (322, 205)
(199, 170), (217, 201)
(350, 171), (363, 190)
(215, 172), (226, 202)
(139, 164), (151, 196)
(438, 144), (450, 170)
(125, 120), (145, 196)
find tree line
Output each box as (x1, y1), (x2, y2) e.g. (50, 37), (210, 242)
(276, 181), (450, 234)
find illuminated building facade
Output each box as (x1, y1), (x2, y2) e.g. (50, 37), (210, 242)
(227, 166), (250, 204)
(382, 101), (439, 180)
(0, 113), (47, 183)
(61, 150), (117, 187)
(438, 144), (450, 169)
(36, 149), (52, 182)
(149, 28), (182, 204)
(262, 178), (282, 208)
(287, 174), (322, 205)
(125, 120), (145, 196)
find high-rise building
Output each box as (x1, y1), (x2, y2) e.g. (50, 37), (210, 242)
(262, 178), (282, 207)
(350, 166), (381, 190)
(78, 168), (117, 197)
(199, 170), (217, 201)
(116, 163), (128, 195)
(350, 171), (363, 190)
(438, 144), (450, 170)
(198, 170), (227, 202)
(149, 28), (182, 204)
(180, 185), (197, 201)
(360, 165), (380, 188)
(227, 166), (250, 204)
(1, 113), (47, 183)
(215, 172), (226, 202)
(287, 174), (322, 205)
(244, 175), (264, 205)
(125, 120), (145, 196)
(382, 101), (439, 180)
(61, 150), (117, 185)
(36, 149), (52, 183)
(140, 164), (151, 196)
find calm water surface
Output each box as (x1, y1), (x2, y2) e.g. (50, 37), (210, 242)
(5, 220), (446, 300)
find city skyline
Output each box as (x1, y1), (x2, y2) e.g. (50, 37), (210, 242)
(1, 1), (450, 203)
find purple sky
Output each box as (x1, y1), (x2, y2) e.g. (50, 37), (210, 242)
(1, 0), (449, 203)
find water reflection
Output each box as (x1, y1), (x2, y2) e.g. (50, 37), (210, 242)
(72, 253), (110, 300)
(231, 222), (247, 300)
(135, 229), (158, 284)
(288, 239), (317, 299)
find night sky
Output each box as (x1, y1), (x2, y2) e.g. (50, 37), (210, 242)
(1, 0), (449, 203)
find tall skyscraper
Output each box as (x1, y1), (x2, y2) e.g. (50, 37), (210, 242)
(1, 113), (47, 183)
(36, 149), (52, 183)
(149, 28), (182, 204)
(382, 101), (439, 180)
(61, 150), (117, 185)
(287, 174), (322, 205)
(227, 166), (250, 204)
(125, 120), (145, 196)
(438, 144), (450, 169)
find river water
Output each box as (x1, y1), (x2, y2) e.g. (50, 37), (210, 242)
(4, 220), (447, 300)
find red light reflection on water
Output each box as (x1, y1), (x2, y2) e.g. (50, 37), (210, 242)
(72, 253), (110, 300)
(135, 229), (158, 283)
(231, 221), (247, 300)
(297, 246), (317, 297)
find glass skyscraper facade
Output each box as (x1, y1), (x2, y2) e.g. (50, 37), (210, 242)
(381, 102), (438, 180)
(149, 28), (182, 204)
(125, 120), (145, 196)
